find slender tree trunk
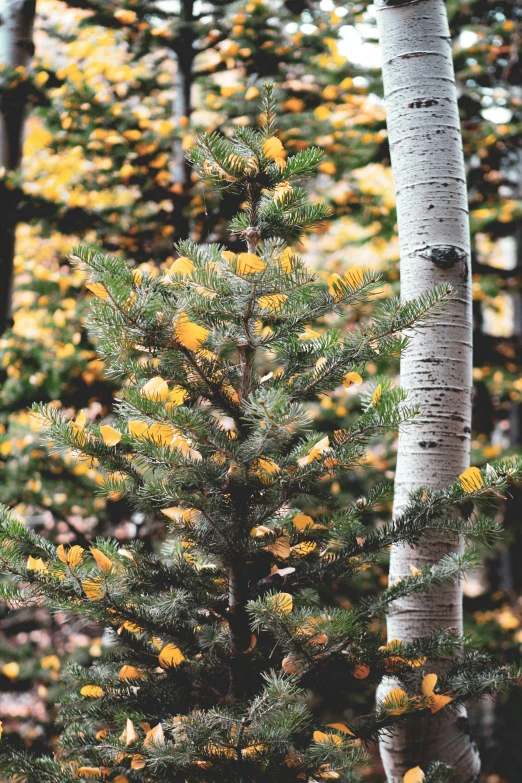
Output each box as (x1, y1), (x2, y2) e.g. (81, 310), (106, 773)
(375, 0), (480, 779)
(0, 0), (35, 333)
(169, 0), (195, 243)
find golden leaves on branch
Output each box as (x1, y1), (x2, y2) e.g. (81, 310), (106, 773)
(80, 685), (104, 698)
(371, 385), (382, 404)
(266, 592), (293, 614)
(2, 662), (19, 681)
(141, 376), (169, 402)
(90, 547), (113, 573)
(120, 718), (137, 745)
(404, 768), (425, 783)
(297, 435), (330, 467)
(118, 665), (144, 682)
(343, 372), (362, 388)
(166, 257), (194, 277)
(327, 722), (355, 737)
(459, 466), (483, 493)
(158, 643), (185, 668)
(57, 544), (84, 568)
(100, 425), (122, 447)
(175, 312), (209, 351)
(421, 673), (453, 714)
(382, 688), (409, 715)
(86, 282), (108, 300)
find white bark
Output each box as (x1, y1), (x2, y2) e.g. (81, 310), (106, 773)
(0, 0), (35, 333)
(375, 0), (480, 779)
(0, 0), (35, 167)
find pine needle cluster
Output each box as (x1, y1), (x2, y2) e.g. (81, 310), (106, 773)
(0, 85), (521, 783)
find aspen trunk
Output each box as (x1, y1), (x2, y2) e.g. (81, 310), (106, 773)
(0, 0), (35, 334)
(375, 0), (480, 779)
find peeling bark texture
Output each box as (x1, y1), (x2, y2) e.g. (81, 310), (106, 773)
(0, 0), (36, 333)
(375, 0), (479, 779)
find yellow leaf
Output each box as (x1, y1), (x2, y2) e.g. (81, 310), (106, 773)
(144, 723), (164, 746)
(80, 685), (104, 698)
(344, 268), (365, 288)
(167, 385), (188, 406)
(409, 564), (422, 577)
(235, 253), (266, 275)
(245, 86), (260, 100)
(327, 723), (354, 737)
(268, 532), (291, 559)
(120, 718), (137, 745)
(299, 325), (320, 340)
(90, 548), (113, 574)
(100, 425), (122, 447)
(297, 435), (330, 467)
(161, 507), (184, 522)
(41, 654), (60, 671)
(114, 8), (137, 23)
(68, 545), (85, 568)
(258, 294), (288, 311)
(313, 731), (342, 746)
(145, 422), (175, 446)
(343, 372), (362, 388)
(128, 420), (148, 438)
(421, 673), (437, 695)
(2, 662), (19, 680)
(382, 687), (409, 715)
(130, 755), (146, 769)
(27, 555), (47, 572)
(0, 721), (2, 739)
(263, 136), (284, 159)
(459, 466), (483, 493)
(430, 694), (452, 714)
(280, 247), (293, 273)
(77, 768), (102, 779)
(141, 376), (169, 401)
(267, 592), (293, 614)
(175, 312), (209, 351)
(291, 541), (317, 556)
(82, 578), (105, 600)
(158, 643), (185, 668)
(221, 250), (236, 263)
(371, 385), (382, 404)
(293, 513), (314, 530)
(168, 257), (194, 277)
(282, 655), (303, 674)
(56, 544), (68, 564)
(404, 768), (425, 783)
(86, 282), (108, 300)
(118, 665), (144, 681)
(256, 457), (281, 482)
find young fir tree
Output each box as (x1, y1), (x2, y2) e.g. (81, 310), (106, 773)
(0, 86), (521, 783)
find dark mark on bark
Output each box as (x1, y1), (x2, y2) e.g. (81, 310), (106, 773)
(415, 244), (467, 269)
(407, 98), (439, 109)
(418, 441), (438, 449)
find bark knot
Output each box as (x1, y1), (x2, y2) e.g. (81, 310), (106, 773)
(415, 244), (467, 269)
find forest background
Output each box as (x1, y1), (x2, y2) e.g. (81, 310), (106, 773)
(0, 0), (520, 781)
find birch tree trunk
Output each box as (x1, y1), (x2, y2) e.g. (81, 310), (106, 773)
(374, 1), (480, 779)
(0, 0), (35, 333)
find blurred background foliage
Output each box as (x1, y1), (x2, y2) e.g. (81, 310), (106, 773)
(0, 0), (520, 780)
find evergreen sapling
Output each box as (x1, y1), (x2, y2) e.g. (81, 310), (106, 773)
(0, 85), (521, 783)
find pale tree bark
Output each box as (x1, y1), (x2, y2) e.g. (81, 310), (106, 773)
(374, 0), (480, 779)
(0, 0), (35, 333)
